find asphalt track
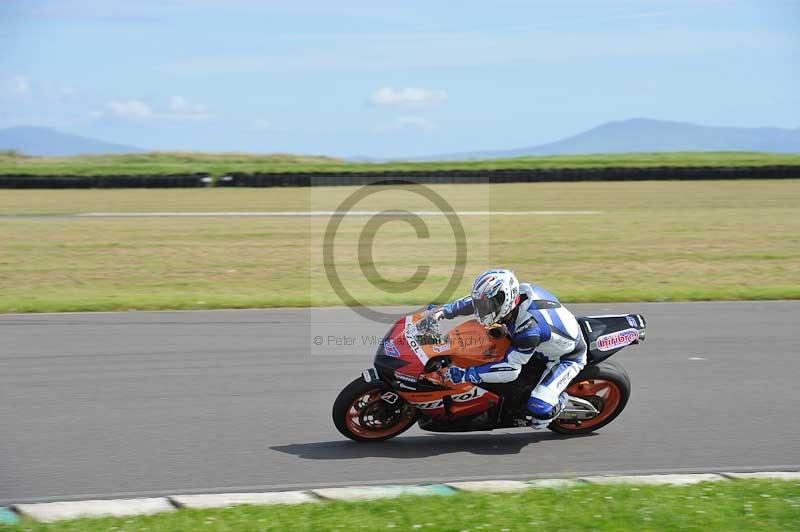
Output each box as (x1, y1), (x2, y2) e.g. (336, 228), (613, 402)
(2, 302), (799, 504)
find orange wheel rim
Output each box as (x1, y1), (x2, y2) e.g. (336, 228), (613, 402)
(344, 390), (415, 439)
(555, 379), (622, 430)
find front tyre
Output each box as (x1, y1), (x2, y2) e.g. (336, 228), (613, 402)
(549, 360), (631, 435)
(332, 377), (417, 442)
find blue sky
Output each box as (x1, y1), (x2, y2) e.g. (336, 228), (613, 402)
(1, 0), (798, 157)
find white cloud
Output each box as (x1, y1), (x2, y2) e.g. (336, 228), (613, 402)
(11, 76), (29, 95)
(370, 86), (447, 107)
(38, 80), (79, 100)
(375, 115), (435, 134)
(0, 75), (30, 97)
(108, 99), (154, 120)
(1, 77), (82, 104)
(100, 96), (211, 122)
(167, 95), (210, 119)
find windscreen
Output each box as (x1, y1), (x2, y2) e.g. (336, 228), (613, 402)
(414, 314), (446, 345)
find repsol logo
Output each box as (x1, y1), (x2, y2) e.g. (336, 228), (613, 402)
(404, 326), (428, 363)
(410, 386), (486, 410)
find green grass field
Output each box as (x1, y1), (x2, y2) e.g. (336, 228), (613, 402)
(3, 480), (798, 531)
(2, 151), (800, 177)
(0, 179), (798, 313)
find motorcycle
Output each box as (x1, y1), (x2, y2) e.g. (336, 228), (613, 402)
(333, 309), (646, 441)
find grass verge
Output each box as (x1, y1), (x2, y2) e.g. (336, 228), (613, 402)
(3, 480), (799, 531)
(1, 180), (798, 313)
(2, 151), (800, 178)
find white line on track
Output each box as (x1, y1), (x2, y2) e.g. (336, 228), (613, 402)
(74, 210), (603, 217)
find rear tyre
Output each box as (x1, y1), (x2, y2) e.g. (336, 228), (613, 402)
(332, 377), (417, 442)
(548, 360), (631, 435)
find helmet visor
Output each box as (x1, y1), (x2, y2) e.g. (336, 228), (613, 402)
(474, 291), (505, 324)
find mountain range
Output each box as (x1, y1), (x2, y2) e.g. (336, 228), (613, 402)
(413, 118), (800, 160)
(1, 119), (799, 158)
(0, 126), (143, 156)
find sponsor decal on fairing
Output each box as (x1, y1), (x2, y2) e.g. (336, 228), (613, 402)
(394, 372), (417, 383)
(384, 339), (400, 358)
(432, 342), (451, 353)
(404, 316), (429, 364)
(380, 391), (399, 404)
(408, 386), (487, 409)
(595, 328), (640, 351)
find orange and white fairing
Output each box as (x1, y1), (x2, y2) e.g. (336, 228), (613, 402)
(382, 312), (511, 418)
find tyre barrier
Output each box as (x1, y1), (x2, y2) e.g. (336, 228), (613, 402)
(225, 165), (800, 188)
(0, 173), (210, 189)
(1, 166), (799, 189)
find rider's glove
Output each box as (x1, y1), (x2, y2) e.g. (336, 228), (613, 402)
(447, 366), (481, 385)
(426, 304), (445, 321)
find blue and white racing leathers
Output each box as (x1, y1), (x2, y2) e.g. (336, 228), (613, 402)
(442, 283), (587, 428)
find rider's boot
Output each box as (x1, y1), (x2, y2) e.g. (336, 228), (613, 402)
(529, 392), (569, 430)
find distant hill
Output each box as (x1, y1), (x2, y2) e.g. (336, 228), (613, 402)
(0, 126), (144, 156)
(414, 118), (800, 161)
(5, 120), (799, 160)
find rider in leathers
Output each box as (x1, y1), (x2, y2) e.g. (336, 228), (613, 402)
(431, 269), (586, 428)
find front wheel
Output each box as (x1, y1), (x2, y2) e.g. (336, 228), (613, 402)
(332, 377), (417, 442)
(549, 360), (631, 435)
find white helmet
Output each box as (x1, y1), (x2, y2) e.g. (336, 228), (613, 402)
(471, 269), (520, 326)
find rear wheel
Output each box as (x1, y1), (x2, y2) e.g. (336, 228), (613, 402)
(549, 360), (631, 435)
(332, 377), (417, 442)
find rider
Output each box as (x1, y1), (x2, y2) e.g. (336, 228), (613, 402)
(430, 269), (586, 429)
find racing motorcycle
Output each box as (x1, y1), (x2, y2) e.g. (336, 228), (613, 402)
(333, 309), (646, 441)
